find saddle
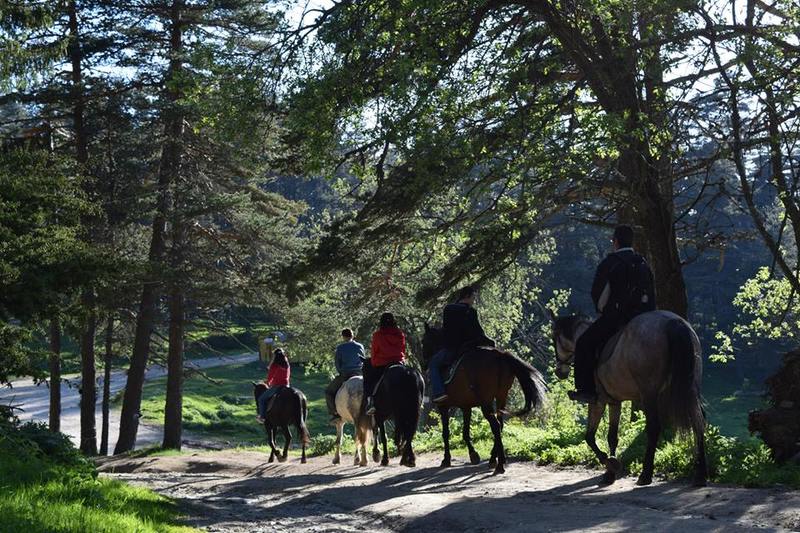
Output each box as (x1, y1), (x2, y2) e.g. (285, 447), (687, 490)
(371, 363), (404, 396)
(265, 385), (289, 412)
(443, 345), (504, 385)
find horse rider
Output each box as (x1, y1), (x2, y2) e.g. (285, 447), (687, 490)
(256, 348), (291, 422)
(429, 285), (495, 404)
(365, 312), (407, 415)
(569, 225), (656, 404)
(325, 328), (365, 423)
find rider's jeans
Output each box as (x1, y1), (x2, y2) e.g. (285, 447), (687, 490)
(429, 348), (456, 398)
(257, 386), (280, 417)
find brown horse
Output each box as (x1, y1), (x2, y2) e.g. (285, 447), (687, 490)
(252, 383), (310, 464)
(551, 310), (707, 486)
(422, 324), (547, 475)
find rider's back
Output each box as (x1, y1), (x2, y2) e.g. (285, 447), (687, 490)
(442, 302), (494, 352)
(594, 249), (656, 324)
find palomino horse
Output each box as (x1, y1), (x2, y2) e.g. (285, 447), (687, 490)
(551, 310), (707, 486)
(363, 359), (425, 467)
(332, 375), (379, 466)
(252, 383), (310, 464)
(422, 325), (547, 475)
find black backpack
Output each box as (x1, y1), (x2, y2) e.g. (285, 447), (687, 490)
(609, 253), (655, 318)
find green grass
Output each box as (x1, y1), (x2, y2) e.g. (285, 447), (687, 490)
(0, 420), (195, 533)
(138, 361), (332, 446)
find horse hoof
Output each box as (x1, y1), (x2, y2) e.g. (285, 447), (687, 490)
(372, 451), (381, 463)
(601, 471), (616, 485)
(488, 458), (497, 468)
(381, 458), (389, 467)
(301, 458), (307, 464)
(278, 454), (288, 463)
(440, 459), (451, 468)
(605, 457), (623, 475)
(469, 451), (481, 465)
(359, 460), (367, 467)
(332, 457), (340, 465)
(636, 475), (653, 486)
(492, 464), (505, 476)
(268, 457), (274, 463)
(692, 476), (708, 488)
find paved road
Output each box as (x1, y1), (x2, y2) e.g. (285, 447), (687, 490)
(0, 353), (258, 454)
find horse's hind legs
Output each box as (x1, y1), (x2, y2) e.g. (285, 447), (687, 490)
(379, 421), (389, 466)
(462, 408), (480, 465)
(333, 421), (343, 465)
(439, 407), (452, 468)
(279, 426), (291, 463)
(266, 425), (278, 463)
(692, 419), (708, 487)
(481, 405), (505, 475)
(637, 405), (660, 486)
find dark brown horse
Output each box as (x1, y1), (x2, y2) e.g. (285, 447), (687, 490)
(363, 359), (425, 467)
(422, 324), (547, 475)
(551, 310), (707, 486)
(252, 383), (310, 464)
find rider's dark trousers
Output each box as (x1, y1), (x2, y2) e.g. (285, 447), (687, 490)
(325, 370), (360, 415)
(573, 314), (620, 394)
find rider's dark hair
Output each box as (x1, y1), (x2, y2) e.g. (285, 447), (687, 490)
(341, 328), (353, 339)
(457, 285), (477, 301)
(379, 312), (397, 329)
(271, 348), (289, 368)
(613, 225), (634, 248)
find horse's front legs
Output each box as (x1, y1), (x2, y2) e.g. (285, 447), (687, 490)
(379, 420), (389, 466)
(603, 403), (623, 483)
(439, 407), (451, 468)
(462, 408), (480, 465)
(481, 405), (505, 475)
(585, 401), (612, 482)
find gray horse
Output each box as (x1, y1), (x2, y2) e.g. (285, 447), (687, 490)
(332, 375), (379, 466)
(551, 310), (707, 486)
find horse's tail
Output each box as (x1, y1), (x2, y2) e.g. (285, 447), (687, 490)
(502, 351), (547, 417)
(295, 392), (310, 445)
(664, 318), (704, 434)
(394, 368), (424, 451)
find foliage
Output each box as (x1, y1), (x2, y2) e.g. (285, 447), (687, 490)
(0, 413), (194, 532)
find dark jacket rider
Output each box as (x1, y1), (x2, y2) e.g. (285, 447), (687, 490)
(430, 286), (495, 404)
(570, 225), (656, 404)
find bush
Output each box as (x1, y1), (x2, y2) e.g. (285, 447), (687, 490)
(0, 416), (193, 532)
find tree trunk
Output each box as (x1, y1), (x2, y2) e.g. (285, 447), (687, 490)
(100, 316), (113, 455)
(79, 294), (98, 455)
(162, 285), (185, 449)
(115, 0), (185, 454)
(48, 318), (61, 433)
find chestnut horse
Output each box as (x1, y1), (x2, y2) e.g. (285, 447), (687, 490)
(421, 324), (547, 475)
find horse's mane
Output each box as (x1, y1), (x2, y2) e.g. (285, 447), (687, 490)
(554, 314), (592, 341)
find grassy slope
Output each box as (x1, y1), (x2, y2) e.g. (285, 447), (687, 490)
(138, 360), (800, 488)
(0, 424), (195, 533)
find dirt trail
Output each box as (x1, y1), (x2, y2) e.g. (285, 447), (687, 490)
(99, 451), (800, 532)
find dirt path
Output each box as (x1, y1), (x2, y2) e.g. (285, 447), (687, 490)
(99, 451), (800, 532)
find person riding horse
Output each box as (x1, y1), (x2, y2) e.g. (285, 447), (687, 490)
(326, 328), (365, 423)
(365, 312), (407, 416)
(256, 348), (291, 422)
(570, 225), (656, 404)
(429, 285), (495, 404)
